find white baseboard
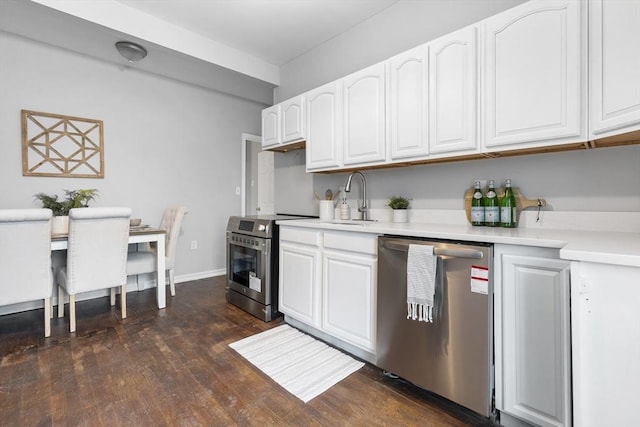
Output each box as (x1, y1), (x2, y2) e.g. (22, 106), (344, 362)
(0, 269), (228, 316)
(137, 269), (226, 289)
(175, 269), (225, 283)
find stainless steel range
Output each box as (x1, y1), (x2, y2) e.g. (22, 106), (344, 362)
(226, 214), (310, 321)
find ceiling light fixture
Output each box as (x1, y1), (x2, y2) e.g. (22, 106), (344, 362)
(115, 41), (147, 62)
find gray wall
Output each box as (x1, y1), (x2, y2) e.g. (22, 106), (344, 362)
(0, 32), (266, 277)
(272, 0), (640, 216)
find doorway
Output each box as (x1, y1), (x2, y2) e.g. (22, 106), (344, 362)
(241, 133), (274, 216)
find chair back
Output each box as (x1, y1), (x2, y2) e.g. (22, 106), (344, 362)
(159, 206), (188, 269)
(0, 209), (53, 306)
(65, 207), (131, 295)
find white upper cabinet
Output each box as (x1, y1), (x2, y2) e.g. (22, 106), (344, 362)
(261, 104), (280, 148)
(388, 45), (429, 160)
(429, 25), (478, 155)
(483, 0), (585, 151)
(342, 62), (387, 166)
(589, 0), (640, 139)
(261, 95), (305, 149)
(305, 81), (342, 171)
(281, 95), (305, 143)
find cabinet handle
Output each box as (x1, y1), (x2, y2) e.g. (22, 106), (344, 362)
(382, 240), (484, 259)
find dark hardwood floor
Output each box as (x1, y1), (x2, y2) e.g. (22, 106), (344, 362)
(0, 276), (495, 426)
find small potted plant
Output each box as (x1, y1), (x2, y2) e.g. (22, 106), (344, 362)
(34, 189), (99, 234)
(387, 196), (410, 223)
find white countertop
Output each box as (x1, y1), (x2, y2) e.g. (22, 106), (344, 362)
(277, 218), (640, 268)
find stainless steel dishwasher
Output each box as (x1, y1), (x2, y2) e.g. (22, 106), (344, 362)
(377, 236), (494, 417)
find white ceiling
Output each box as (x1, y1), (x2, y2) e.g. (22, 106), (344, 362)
(1, 0), (518, 104)
(115, 0), (400, 66)
(13, 0), (401, 87)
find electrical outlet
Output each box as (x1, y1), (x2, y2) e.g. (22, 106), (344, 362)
(235, 186), (241, 195)
(190, 240), (197, 250)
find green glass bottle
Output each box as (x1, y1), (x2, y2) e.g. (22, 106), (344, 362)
(500, 178), (517, 228)
(471, 180), (485, 226)
(484, 179), (499, 227)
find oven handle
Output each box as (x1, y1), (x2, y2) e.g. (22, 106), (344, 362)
(381, 239), (484, 259)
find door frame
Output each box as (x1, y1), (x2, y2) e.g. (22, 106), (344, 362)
(240, 133), (261, 216)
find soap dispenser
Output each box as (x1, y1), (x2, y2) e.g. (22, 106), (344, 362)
(339, 187), (350, 220)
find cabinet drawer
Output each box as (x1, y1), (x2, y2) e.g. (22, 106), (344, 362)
(323, 231), (378, 255)
(280, 227), (321, 247)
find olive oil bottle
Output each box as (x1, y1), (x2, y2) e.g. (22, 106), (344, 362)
(500, 178), (517, 228)
(484, 180), (499, 227)
(471, 180), (485, 226)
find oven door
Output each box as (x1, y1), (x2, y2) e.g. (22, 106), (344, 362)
(226, 232), (271, 304)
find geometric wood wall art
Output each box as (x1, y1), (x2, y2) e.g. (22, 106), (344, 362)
(21, 109), (104, 178)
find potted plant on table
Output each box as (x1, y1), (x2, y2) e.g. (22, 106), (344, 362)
(387, 196), (411, 223)
(34, 189), (99, 234)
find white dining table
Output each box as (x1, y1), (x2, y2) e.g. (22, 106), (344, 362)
(51, 227), (167, 309)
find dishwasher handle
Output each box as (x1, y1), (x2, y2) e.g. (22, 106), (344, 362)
(381, 239), (484, 259)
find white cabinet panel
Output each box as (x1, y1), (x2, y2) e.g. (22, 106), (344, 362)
(429, 26), (478, 154)
(388, 45), (429, 160)
(343, 63), (386, 165)
(589, 0), (640, 138)
(261, 104), (280, 148)
(496, 247), (571, 427)
(281, 95), (305, 143)
(322, 250), (376, 352)
(571, 262), (640, 427)
(483, 0), (584, 150)
(305, 81), (342, 171)
(279, 241), (321, 327)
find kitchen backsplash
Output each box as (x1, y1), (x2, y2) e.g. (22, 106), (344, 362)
(297, 143), (640, 214)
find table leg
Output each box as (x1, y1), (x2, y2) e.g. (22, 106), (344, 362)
(156, 233), (166, 309)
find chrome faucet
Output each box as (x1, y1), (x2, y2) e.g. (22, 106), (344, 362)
(344, 171), (369, 221)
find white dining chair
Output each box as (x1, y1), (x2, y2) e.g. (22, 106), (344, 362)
(127, 206), (188, 296)
(0, 209), (53, 337)
(57, 207), (131, 333)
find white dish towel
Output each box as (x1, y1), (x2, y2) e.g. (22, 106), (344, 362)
(407, 244), (437, 323)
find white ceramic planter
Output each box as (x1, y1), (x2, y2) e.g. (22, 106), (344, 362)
(52, 215), (69, 235)
(393, 209), (408, 223)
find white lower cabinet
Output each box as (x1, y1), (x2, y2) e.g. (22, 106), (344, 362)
(279, 226), (378, 358)
(570, 261), (640, 427)
(322, 232), (377, 353)
(495, 245), (571, 427)
(279, 228), (322, 328)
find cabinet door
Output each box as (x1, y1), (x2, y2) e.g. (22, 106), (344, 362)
(322, 250), (376, 352)
(343, 63), (386, 165)
(483, 0), (584, 150)
(589, 0), (640, 138)
(499, 253), (571, 427)
(388, 45), (429, 160)
(305, 81), (342, 171)
(281, 95), (305, 143)
(429, 26), (478, 154)
(570, 262), (640, 427)
(261, 104), (280, 148)
(279, 242), (321, 327)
